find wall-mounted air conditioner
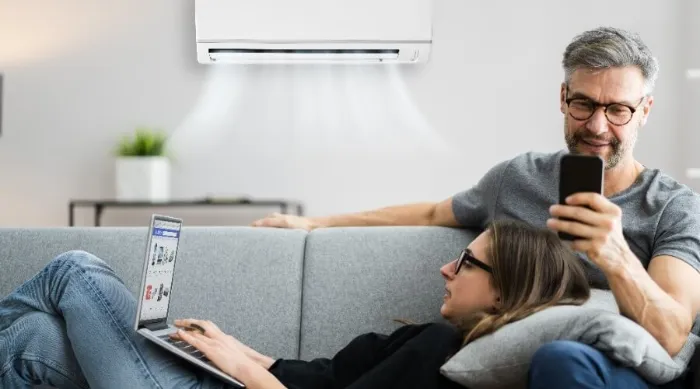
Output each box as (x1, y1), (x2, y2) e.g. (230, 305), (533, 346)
(195, 0), (434, 64)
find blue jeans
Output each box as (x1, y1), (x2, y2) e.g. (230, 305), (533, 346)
(528, 340), (689, 389)
(0, 250), (231, 389)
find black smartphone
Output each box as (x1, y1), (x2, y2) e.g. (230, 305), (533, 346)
(558, 154), (604, 240)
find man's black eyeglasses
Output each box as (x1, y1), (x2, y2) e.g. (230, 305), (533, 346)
(564, 85), (645, 126)
(455, 248), (493, 274)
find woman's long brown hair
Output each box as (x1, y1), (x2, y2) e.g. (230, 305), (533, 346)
(459, 219), (590, 345)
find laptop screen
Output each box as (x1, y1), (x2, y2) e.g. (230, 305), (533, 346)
(139, 217), (182, 323)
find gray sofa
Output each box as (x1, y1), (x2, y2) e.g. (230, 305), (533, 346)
(0, 225), (477, 388)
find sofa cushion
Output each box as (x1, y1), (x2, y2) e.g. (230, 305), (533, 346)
(299, 226), (480, 360)
(0, 226), (307, 360)
(440, 289), (700, 388)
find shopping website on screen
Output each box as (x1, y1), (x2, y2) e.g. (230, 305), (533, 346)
(140, 219), (181, 322)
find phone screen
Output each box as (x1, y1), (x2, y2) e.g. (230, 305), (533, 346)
(558, 154), (604, 240)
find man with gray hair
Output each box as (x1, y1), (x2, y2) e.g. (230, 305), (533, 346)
(253, 27), (700, 388)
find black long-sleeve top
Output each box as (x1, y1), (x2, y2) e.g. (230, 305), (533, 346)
(268, 323), (467, 389)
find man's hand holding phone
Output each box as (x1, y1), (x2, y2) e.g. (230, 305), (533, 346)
(548, 154), (631, 274)
(547, 193), (631, 274)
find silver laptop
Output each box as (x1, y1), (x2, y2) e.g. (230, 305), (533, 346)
(133, 214), (245, 388)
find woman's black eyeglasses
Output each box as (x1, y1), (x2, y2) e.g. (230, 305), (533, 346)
(455, 248), (493, 274)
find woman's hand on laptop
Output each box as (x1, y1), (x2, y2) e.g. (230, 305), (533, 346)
(173, 319), (275, 369)
(173, 319), (287, 387)
(175, 327), (253, 378)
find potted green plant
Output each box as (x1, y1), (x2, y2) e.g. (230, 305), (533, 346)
(115, 127), (171, 201)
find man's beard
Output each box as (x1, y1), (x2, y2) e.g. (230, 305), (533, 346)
(564, 116), (637, 170)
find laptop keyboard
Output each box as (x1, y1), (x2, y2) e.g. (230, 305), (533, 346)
(158, 334), (213, 366)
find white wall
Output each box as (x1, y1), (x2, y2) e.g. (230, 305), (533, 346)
(0, 0), (689, 226)
(681, 0), (700, 181)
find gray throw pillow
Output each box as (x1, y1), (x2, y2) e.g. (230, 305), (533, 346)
(440, 290), (700, 389)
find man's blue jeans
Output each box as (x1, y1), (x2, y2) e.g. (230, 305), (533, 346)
(528, 340), (689, 389)
(0, 250), (230, 389)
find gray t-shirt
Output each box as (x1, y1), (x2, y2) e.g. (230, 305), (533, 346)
(452, 149), (700, 289)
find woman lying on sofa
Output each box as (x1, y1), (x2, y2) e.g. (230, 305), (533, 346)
(0, 219), (590, 389)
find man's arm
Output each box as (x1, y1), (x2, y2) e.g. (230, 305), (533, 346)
(309, 198), (460, 229)
(603, 254), (699, 356)
(252, 158), (512, 231)
(548, 193), (700, 356)
(251, 197), (460, 231)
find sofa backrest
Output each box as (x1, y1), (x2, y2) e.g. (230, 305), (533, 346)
(299, 226), (478, 360)
(0, 225), (480, 366)
(0, 227), (307, 360)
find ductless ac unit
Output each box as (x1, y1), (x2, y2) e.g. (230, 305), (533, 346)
(195, 0), (434, 64)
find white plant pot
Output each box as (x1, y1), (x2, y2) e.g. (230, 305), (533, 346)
(115, 157), (171, 201)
